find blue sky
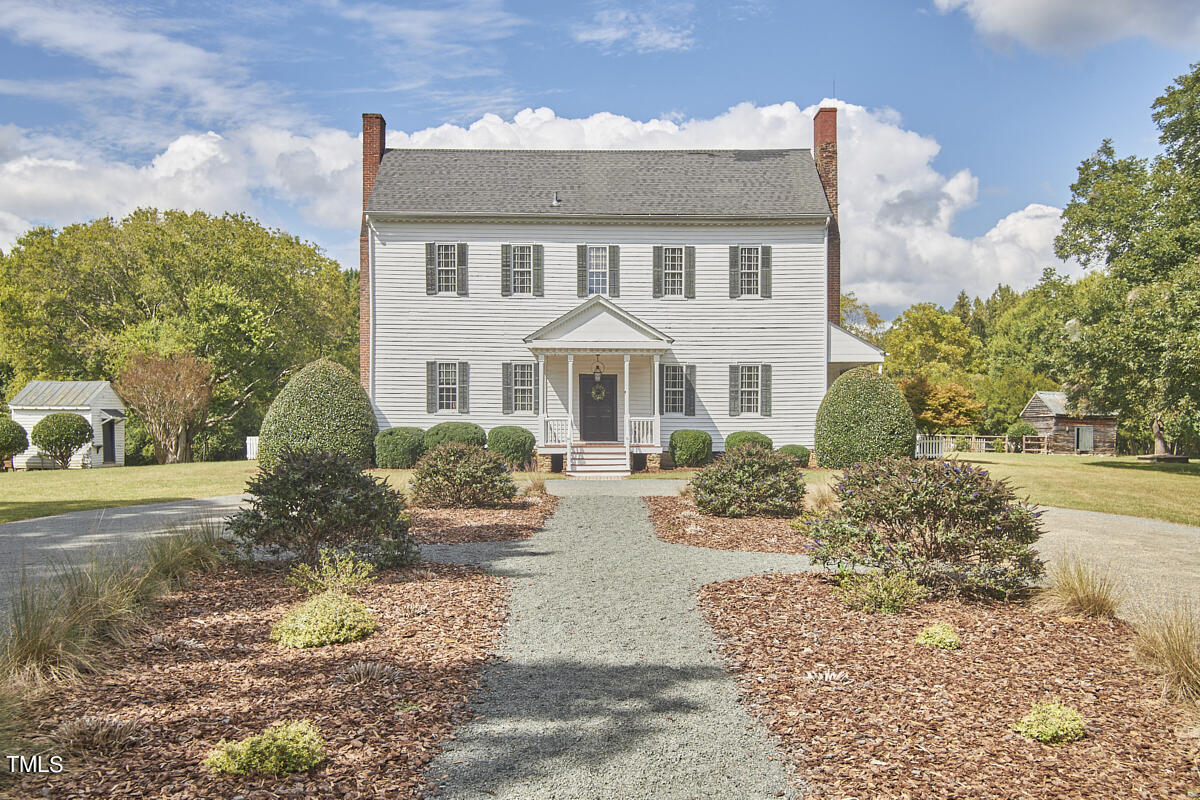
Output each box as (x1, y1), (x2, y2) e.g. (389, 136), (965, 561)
(0, 0), (1197, 316)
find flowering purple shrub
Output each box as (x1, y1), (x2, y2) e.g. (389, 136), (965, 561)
(806, 457), (1044, 598)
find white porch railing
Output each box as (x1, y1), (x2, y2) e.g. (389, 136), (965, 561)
(543, 418), (569, 446)
(630, 417), (657, 446)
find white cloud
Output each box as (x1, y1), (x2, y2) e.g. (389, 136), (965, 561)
(934, 0), (1200, 52)
(572, 4), (695, 53)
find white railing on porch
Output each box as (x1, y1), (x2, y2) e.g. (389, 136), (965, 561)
(543, 418), (569, 446)
(629, 417), (657, 446)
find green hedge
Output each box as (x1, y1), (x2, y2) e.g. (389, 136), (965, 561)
(724, 431), (773, 452)
(423, 421), (486, 450)
(669, 429), (712, 467)
(487, 425), (536, 468)
(257, 360), (377, 470)
(375, 427), (425, 469)
(777, 444), (811, 465)
(814, 367), (916, 469)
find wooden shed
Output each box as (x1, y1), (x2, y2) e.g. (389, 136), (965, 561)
(9, 380), (127, 469)
(1019, 391), (1117, 455)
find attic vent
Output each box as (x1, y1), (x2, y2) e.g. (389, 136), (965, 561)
(551, 191), (562, 206)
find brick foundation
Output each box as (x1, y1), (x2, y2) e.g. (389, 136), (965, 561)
(535, 452), (553, 472)
(646, 453), (662, 471)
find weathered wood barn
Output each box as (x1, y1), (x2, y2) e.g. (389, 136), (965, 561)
(1020, 391), (1117, 455)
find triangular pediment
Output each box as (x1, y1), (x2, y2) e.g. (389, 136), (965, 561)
(524, 297), (673, 348)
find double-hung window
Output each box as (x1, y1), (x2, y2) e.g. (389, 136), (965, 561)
(437, 361), (459, 411)
(663, 364), (685, 414)
(436, 244), (458, 294)
(739, 246), (761, 297)
(513, 363), (535, 412)
(663, 246), (684, 297)
(587, 245), (609, 295)
(739, 365), (761, 414)
(512, 245), (533, 295)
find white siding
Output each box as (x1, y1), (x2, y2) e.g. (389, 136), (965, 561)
(11, 402), (125, 468)
(369, 220), (828, 450)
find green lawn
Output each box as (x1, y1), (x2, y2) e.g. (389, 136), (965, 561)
(957, 452), (1200, 527)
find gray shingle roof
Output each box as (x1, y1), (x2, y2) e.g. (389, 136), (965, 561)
(9, 380), (109, 408)
(365, 149), (831, 218)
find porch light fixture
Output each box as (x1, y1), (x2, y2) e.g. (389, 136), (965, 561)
(591, 355), (605, 382)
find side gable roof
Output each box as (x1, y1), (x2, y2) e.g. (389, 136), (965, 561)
(1020, 390), (1117, 419)
(366, 149), (831, 219)
(9, 380), (111, 409)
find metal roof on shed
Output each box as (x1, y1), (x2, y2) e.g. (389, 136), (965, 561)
(9, 380), (110, 408)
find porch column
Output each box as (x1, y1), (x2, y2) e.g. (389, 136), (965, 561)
(652, 353), (661, 448)
(566, 354), (574, 471)
(538, 354), (546, 446)
(623, 354), (631, 470)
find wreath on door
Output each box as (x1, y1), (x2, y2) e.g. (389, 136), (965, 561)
(591, 383), (607, 402)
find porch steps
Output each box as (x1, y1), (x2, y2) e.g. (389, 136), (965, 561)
(565, 442), (631, 478)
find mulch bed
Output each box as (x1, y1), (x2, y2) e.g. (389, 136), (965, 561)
(410, 495), (557, 544)
(644, 495), (810, 554)
(698, 573), (1200, 799)
(18, 563), (508, 799)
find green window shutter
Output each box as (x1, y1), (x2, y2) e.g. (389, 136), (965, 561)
(426, 361), (436, 413)
(760, 245), (772, 298)
(425, 243), (437, 295)
(502, 362), (514, 414)
(458, 362), (470, 413)
(532, 361), (540, 414)
(608, 245), (620, 297)
(761, 364), (772, 416)
(658, 362), (665, 414)
(685, 364), (696, 417)
(456, 243), (468, 296)
(684, 246), (696, 299)
(728, 365), (740, 417)
(577, 245), (588, 297)
(533, 245), (545, 296)
(728, 246), (739, 298)
(652, 246), (664, 298)
(500, 244), (513, 297)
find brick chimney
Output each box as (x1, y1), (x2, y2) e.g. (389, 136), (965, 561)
(814, 107), (840, 325)
(360, 113), (385, 390)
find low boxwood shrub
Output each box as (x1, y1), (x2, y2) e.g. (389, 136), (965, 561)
(227, 449), (417, 565)
(777, 444), (811, 465)
(285, 548), (376, 595)
(916, 622), (960, 649)
(1013, 701), (1086, 744)
(270, 591), (377, 648)
(669, 429), (712, 467)
(1007, 420), (1038, 452)
(815, 367), (917, 469)
(423, 421), (486, 450)
(410, 442), (517, 508)
(724, 431), (772, 452)
(690, 445), (805, 518)
(487, 425), (536, 468)
(257, 359), (377, 470)
(203, 720), (325, 775)
(808, 457), (1044, 597)
(0, 417), (29, 464)
(836, 571), (927, 614)
(31, 412), (93, 469)
(375, 426), (425, 469)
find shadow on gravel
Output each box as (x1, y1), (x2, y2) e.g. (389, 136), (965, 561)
(418, 539), (558, 580)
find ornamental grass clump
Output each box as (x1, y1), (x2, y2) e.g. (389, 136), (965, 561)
(807, 457), (1044, 598)
(203, 720), (325, 775)
(1134, 601), (1200, 704)
(285, 548), (376, 595)
(916, 622), (960, 649)
(1013, 700), (1086, 744)
(837, 571), (927, 614)
(690, 444), (805, 518)
(269, 591), (377, 648)
(410, 442), (517, 508)
(1040, 554), (1123, 618)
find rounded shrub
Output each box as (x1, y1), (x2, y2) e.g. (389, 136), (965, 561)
(204, 720), (325, 775)
(411, 442), (517, 508)
(1007, 420), (1038, 439)
(815, 367), (917, 469)
(1013, 700), (1086, 744)
(0, 417), (29, 463)
(690, 444), (806, 518)
(724, 431), (772, 452)
(227, 449), (417, 565)
(487, 425), (536, 468)
(269, 591), (377, 648)
(423, 421), (486, 450)
(916, 622), (961, 649)
(257, 359), (377, 470)
(375, 426), (425, 469)
(669, 429), (712, 467)
(31, 412), (93, 469)
(777, 444), (811, 466)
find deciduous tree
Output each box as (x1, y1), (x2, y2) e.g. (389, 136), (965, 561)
(115, 352), (214, 464)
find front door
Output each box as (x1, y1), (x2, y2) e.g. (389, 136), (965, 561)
(102, 420), (116, 463)
(579, 374), (618, 441)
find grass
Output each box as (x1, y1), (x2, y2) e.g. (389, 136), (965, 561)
(1134, 602), (1200, 704)
(1039, 554), (1124, 618)
(957, 452), (1200, 526)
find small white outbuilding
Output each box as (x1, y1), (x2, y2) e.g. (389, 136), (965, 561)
(9, 380), (127, 469)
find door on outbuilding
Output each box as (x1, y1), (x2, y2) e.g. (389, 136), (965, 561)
(1075, 425), (1094, 453)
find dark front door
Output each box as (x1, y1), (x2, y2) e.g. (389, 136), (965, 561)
(102, 420), (116, 463)
(579, 374), (618, 441)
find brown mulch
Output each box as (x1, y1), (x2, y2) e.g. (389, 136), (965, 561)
(698, 573), (1200, 799)
(644, 495), (811, 554)
(18, 563), (508, 799)
(409, 495), (557, 544)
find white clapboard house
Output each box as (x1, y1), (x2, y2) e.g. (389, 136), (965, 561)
(358, 107), (883, 476)
(9, 380), (126, 469)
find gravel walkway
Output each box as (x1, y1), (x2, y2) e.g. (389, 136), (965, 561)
(420, 480), (811, 799)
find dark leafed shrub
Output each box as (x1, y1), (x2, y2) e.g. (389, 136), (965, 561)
(815, 367), (916, 469)
(375, 426), (425, 469)
(31, 412), (93, 469)
(0, 417), (28, 463)
(669, 429), (712, 467)
(269, 591), (377, 648)
(807, 457), (1044, 597)
(227, 449), (417, 565)
(257, 360), (377, 470)
(410, 442), (517, 508)
(725, 431), (773, 452)
(690, 444), (805, 518)
(777, 444), (811, 465)
(204, 720), (326, 775)
(423, 421), (486, 450)
(487, 425), (536, 468)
